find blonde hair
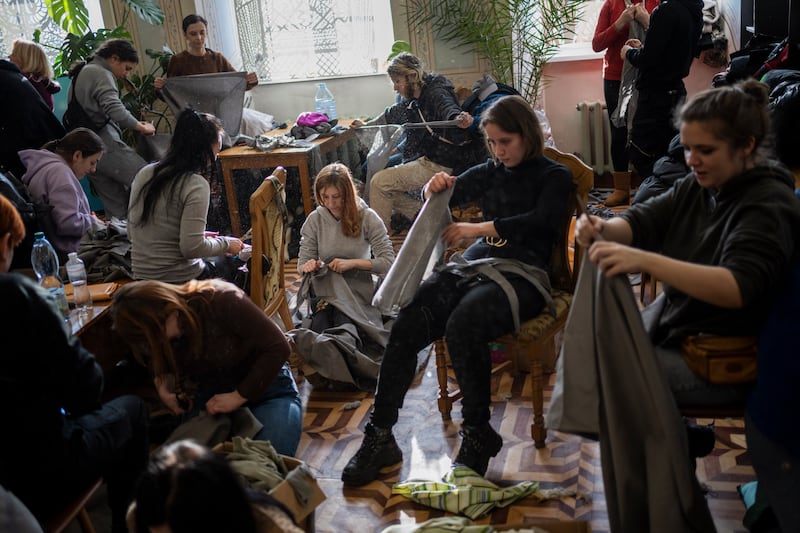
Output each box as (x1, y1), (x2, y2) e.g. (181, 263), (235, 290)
(386, 52), (425, 91)
(11, 39), (54, 82)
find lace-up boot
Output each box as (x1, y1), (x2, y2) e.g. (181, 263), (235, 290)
(341, 423), (403, 486)
(453, 423), (503, 476)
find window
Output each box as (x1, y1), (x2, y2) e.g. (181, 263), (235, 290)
(0, 0), (104, 68)
(230, 0), (394, 82)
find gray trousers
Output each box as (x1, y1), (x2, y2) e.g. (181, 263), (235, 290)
(90, 132), (146, 219)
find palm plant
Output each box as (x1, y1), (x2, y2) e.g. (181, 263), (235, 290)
(405, 0), (584, 105)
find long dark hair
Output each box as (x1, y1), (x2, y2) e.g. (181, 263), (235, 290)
(68, 38), (139, 78)
(132, 108), (223, 225)
(42, 128), (104, 161)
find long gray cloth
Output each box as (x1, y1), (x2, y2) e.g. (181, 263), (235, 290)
(547, 258), (716, 533)
(288, 266), (391, 386)
(161, 72), (247, 140)
(372, 188), (453, 316)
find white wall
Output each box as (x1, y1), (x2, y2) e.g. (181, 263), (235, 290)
(542, 56), (723, 156)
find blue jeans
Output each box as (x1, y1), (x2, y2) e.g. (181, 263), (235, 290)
(249, 363), (303, 456)
(192, 363), (303, 456)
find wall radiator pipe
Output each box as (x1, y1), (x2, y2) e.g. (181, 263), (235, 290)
(577, 100), (613, 176)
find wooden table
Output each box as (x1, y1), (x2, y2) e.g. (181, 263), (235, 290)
(218, 119), (356, 236)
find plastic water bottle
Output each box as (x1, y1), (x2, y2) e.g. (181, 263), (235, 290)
(315, 82), (337, 120)
(66, 252), (92, 316)
(30, 232), (69, 318)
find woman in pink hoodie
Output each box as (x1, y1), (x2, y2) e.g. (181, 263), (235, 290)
(19, 128), (105, 257)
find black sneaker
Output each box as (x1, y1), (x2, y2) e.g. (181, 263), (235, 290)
(341, 423), (403, 486)
(453, 423), (503, 476)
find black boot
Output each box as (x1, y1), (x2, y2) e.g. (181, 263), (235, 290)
(685, 418), (716, 459)
(341, 423), (403, 486)
(453, 423), (503, 476)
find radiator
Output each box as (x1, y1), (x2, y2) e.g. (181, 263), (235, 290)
(577, 100), (613, 175)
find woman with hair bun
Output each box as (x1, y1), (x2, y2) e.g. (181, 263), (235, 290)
(18, 127), (105, 257)
(575, 79), (800, 406)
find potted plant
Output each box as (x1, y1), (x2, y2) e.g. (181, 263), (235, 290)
(36, 0), (169, 143)
(405, 0), (584, 106)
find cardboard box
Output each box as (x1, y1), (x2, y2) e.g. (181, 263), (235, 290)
(212, 443), (326, 533)
(495, 521), (591, 533)
(270, 455), (327, 532)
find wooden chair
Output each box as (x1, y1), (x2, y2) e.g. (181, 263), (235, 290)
(40, 477), (102, 533)
(248, 166), (293, 330)
(434, 146), (594, 448)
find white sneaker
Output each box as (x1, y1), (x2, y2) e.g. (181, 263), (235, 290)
(109, 216), (128, 236)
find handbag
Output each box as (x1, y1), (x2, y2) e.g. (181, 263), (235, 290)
(680, 334), (758, 384)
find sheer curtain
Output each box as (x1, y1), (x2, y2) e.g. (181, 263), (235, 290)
(230, 0), (392, 82)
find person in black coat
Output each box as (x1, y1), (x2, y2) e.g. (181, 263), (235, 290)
(0, 59), (65, 178)
(0, 194), (148, 533)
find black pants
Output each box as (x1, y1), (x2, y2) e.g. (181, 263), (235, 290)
(371, 271), (546, 428)
(604, 79), (629, 172)
(629, 86), (686, 179)
(14, 395), (149, 533)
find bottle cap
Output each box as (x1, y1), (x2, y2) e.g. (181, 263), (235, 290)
(34, 232), (44, 239)
(68, 252), (78, 260)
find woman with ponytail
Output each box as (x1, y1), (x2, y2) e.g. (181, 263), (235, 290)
(128, 108), (244, 283)
(18, 127), (105, 256)
(575, 79), (800, 407)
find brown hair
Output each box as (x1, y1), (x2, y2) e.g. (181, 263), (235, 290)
(480, 95), (544, 161)
(0, 195), (25, 248)
(10, 39), (54, 81)
(313, 163), (361, 238)
(111, 279), (217, 377)
(42, 128), (105, 161)
(677, 79), (771, 163)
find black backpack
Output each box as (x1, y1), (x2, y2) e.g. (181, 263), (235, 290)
(455, 82), (522, 173)
(63, 70), (110, 132)
(0, 169), (55, 270)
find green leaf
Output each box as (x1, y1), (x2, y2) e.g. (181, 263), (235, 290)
(46, 0), (90, 35)
(123, 0), (165, 26)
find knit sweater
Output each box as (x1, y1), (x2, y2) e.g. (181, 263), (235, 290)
(128, 163), (232, 283)
(19, 149), (92, 255)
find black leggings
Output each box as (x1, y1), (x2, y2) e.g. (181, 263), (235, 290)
(371, 271), (546, 428)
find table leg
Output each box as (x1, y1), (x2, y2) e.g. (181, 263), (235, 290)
(219, 161), (242, 237)
(298, 163), (313, 218)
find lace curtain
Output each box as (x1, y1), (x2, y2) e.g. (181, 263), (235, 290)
(233, 0), (383, 82)
(0, 1), (63, 61)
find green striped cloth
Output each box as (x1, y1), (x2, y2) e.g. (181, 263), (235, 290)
(392, 465), (541, 519)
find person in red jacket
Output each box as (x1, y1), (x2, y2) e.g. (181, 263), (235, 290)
(592, 0), (659, 205)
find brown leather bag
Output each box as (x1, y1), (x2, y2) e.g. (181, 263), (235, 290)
(680, 334), (758, 384)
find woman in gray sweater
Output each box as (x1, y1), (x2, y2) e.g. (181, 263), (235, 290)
(289, 163), (395, 390)
(66, 38), (155, 223)
(128, 109), (243, 283)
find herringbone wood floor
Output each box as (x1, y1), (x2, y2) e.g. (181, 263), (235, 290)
(285, 231), (753, 533)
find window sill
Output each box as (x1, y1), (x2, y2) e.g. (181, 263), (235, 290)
(549, 43), (604, 63)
